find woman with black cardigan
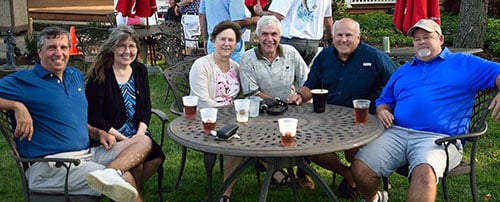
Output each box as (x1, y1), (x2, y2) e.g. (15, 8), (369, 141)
(85, 26), (165, 198)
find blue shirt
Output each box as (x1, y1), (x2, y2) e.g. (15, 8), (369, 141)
(199, 0), (247, 62)
(377, 48), (500, 135)
(199, 0), (246, 34)
(0, 64), (89, 158)
(304, 42), (397, 113)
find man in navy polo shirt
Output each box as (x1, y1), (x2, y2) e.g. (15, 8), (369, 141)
(0, 26), (151, 202)
(288, 18), (396, 199)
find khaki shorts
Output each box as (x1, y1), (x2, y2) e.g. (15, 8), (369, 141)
(26, 145), (119, 195)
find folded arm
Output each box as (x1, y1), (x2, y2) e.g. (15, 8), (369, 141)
(0, 97), (33, 141)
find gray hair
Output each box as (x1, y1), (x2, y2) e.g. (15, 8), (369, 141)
(37, 26), (71, 49)
(333, 18), (361, 36)
(255, 15), (281, 36)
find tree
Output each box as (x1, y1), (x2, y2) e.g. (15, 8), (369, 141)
(453, 0), (490, 48)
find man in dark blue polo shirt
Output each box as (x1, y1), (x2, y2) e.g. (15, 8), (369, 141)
(0, 26), (152, 202)
(288, 18), (396, 199)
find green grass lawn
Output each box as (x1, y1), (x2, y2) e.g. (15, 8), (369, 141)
(0, 73), (499, 202)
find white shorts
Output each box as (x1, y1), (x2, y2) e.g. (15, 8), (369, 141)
(25, 145), (119, 196)
(181, 14), (201, 48)
(355, 126), (463, 183)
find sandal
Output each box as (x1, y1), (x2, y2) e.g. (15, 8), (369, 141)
(297, 175), (315, 190)
(338, 178), (358, 199)
(270, 169), (292, 185)
(221, 195), (230, 202)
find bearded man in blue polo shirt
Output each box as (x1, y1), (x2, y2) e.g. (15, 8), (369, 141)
(351, 19), (500, 202)
(288, 17), (397, 199)
(0, 26), (152, 202)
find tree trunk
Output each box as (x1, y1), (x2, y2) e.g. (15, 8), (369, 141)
(453, 0), (489, 48)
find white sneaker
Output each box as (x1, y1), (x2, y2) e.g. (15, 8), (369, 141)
(86, 168), (138, 202)
(360, 190), (389, 202)
(377, 190), (389, 202)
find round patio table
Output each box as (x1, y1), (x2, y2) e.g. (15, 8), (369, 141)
(167, 103), (384, 202)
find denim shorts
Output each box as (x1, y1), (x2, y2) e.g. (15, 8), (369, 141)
(26, 144), (119, 195)
(355, 126), (463, 183)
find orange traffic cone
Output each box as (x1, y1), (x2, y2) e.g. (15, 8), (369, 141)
(69, 26), (80, 56)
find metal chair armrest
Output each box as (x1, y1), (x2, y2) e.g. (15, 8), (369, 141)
(435, 122), (487, 146)
(14, 156), (81, 167)
(13, 155), (81, 200)
(151, 108), (169, 147)
(151, 108), (169, 123)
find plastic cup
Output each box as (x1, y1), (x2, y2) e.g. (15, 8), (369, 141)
(248, 96), (261, 117)
(234, 99), (250, 123)
(182, 96), (198, 120)
(200, 108), (217, 135)
(311, 89), (329, 113)
(278, 118), (298, 147)
(352, 99), (370, 125)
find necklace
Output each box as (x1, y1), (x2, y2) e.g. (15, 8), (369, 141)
(113, 65), (132, 83)
(213, 54), (230, 73)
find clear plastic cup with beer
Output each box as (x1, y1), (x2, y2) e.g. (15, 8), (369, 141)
(182, 96), (198, 120)
(199, 108), (217, 135)
(352, 99), (370, 125)
(278, 118), (298, 147)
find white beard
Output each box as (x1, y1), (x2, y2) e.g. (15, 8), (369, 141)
(417, 48), (431, 57)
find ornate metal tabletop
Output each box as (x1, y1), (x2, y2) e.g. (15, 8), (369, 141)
(167, 103), (384, 201)
(167, 103), (384, 158)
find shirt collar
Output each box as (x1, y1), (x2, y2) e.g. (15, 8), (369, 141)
(254, 44), (284, 60)
(410, 47), (451, 65)
(32, 63), (75, 79)
(333, 43), (361, 62)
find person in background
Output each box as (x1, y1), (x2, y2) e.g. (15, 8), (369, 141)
(245, 0), (269, 15)
(288, 18), (397, 199)
(177, 0), (201, 54)
(351, 19), (500, 202)
(0, 26), (152, 202)
(85, 26), (165, 195)
(189, 21), (241, 202)
(199, 0), (260, 62)
(165, 0), (182, 22)
(254, 0), (333, 65)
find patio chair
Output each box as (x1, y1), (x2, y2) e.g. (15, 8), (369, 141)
(154, 32), (185, 67)
(75, 27), (111, 72)
(159, 21), (205, 60)
(382, 87), (498, 202)
(161, 59), (223, 189)
(150, 108), (169, 202)
(106, 11), (118, 27)
(1, 108), (168, 202)
(0, 110), (100, 202)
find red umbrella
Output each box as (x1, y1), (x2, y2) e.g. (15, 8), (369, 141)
(116, 0), (158, 18)
(393, 0), (441, 35)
